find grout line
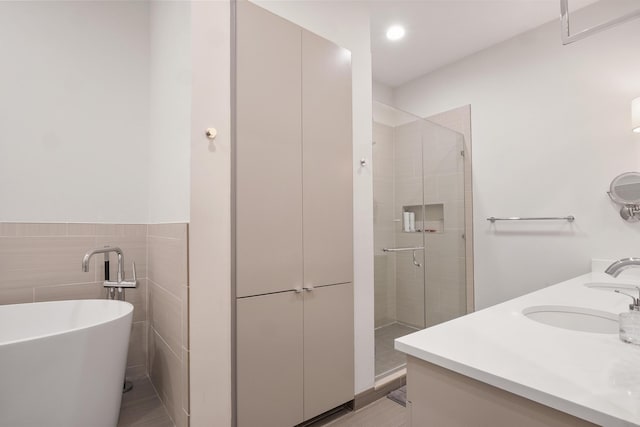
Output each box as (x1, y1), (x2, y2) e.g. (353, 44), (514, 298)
(144, 375), (176, 427)
(145, 228), (150, 376)
(147, 234), (184, 241)
(150, 326), (182, 363)
(147, 278), (184, 304)
(185, 223), (190, 353)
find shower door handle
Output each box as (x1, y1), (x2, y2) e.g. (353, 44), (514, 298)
(382, 247), (424, 252)
(412, 250), (422, 268)
(382, 247), (423, 268)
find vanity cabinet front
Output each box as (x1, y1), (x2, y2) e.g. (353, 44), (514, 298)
(406, 357), (598, 427)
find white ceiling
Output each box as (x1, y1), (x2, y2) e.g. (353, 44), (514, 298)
(370, 0), (599, 88)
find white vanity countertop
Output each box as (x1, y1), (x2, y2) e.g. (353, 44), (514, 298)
(395, 272), (640, 427)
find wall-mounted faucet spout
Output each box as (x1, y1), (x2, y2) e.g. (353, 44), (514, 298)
(605, 258), (640, 277)
(82, 246), (137, 302)
(82, 247), (124, 283)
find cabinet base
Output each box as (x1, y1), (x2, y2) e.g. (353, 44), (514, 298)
(407, 356), (598, 427)
(295, 401), (354, 427)
(353, 374), (407, 411)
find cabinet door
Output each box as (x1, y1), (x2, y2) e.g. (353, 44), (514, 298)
(236, 0), (303, 297)
(237, 291), (304, 427)
(303, 283), (354, 420)
(302, 30), (353, 288)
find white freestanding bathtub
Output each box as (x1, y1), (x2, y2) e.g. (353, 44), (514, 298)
(0, 299), (133, 427)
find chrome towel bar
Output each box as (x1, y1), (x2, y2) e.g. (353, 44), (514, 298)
(487, 216), (575, 223)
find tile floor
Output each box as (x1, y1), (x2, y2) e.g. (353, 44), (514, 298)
(118, 372), (406, 427)
(118, 377), (174, 427)
(322, 398), (407, 427)
(375, 323), (419, 377)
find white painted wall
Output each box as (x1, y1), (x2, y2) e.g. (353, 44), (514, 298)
(250, 0), (375, 394)
(373, 80), (393, 105)
(0, 1), (150, 223)
(392, 2), (640, 309)
(148, 1), (192, 223)
(0, 1), (192, 224)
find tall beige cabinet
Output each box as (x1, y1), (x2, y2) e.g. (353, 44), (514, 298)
(234, 2), (354, 427)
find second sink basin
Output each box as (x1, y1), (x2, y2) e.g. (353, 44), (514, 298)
(523, 305), (618, 334)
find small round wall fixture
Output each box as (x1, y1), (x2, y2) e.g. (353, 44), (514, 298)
(608, 171), (640, 222)
(386, 25), (405, 41)
(206, 128), (217, 140)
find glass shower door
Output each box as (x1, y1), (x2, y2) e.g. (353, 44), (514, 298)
(373, 103), (425, 378)
(373, 101), (468, 380)
(422, 122), (466, 328)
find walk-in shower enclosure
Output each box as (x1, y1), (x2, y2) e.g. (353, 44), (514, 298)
(373, 102), (467, 378)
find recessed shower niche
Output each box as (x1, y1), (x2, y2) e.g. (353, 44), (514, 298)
(402, 203), (444, 233)
(373, 101), (469, 379)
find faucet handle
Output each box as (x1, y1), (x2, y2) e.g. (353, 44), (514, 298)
(119, 262), (138, 288)
(615, 287), (640, 310)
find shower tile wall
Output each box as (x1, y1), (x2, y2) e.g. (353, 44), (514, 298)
(373, 122), (396, 328)
(427, 106), (473, 313)
(393, 120), (425, 329)
(0, 223), (149, 378)
(0, 222), (190, 427)
(422, 126), (466, 327)
(374, 116), (466, 331)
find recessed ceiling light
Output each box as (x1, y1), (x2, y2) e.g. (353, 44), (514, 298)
(386, 25), (405, 41)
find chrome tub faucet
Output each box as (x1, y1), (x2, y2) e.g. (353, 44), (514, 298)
(82, 246), (137, 300)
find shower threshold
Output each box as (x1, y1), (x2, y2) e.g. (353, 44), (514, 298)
(375, 322), (420, 379)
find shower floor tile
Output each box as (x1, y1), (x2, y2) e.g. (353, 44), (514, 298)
(118, 377), (174, 427)
(375, 323), (419, 377)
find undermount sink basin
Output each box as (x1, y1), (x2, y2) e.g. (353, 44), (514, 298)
(523, 305), (618, 334)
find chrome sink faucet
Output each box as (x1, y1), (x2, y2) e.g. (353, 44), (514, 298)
(606, 258), (640, 311)
(605, 258), (640, 278)
(82, 246), (137, 300)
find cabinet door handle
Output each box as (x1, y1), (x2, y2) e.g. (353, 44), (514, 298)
(303, 285), (314, 292)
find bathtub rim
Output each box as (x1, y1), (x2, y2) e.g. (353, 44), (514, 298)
(0, 299), (134, 346)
